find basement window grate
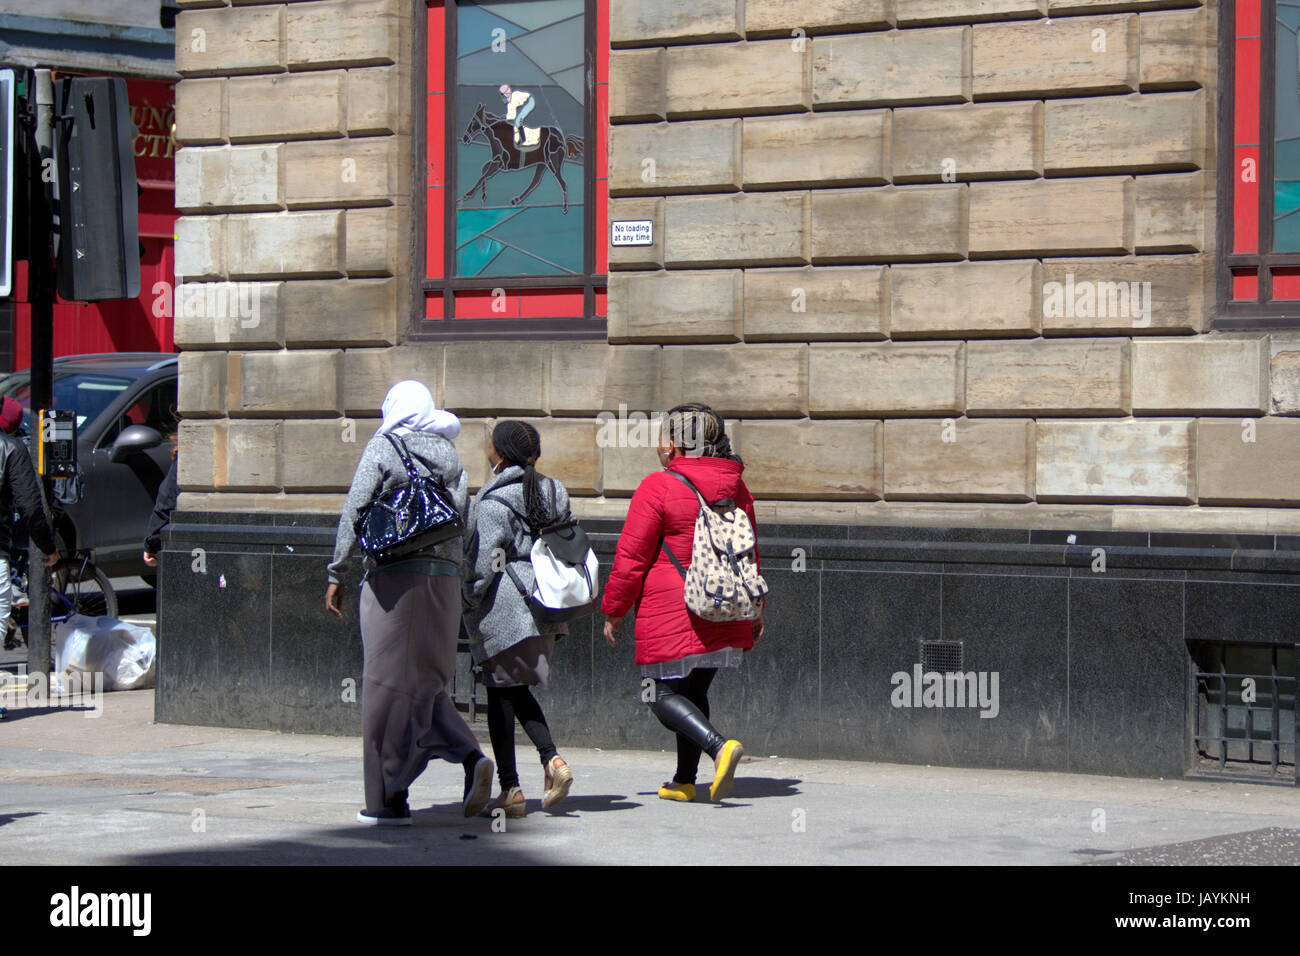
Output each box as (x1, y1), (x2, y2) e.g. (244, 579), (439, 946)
(921, 640), (964, 675)
(1190, 643), (1297, 786)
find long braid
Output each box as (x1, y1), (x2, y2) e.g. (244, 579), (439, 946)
(492, 420), (550, 534)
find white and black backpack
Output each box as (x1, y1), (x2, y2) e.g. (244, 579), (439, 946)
(660, 471), (768, 622)
(481, 477), (600, 624)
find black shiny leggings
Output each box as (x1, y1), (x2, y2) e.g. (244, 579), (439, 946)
(648, 668), (726, 785)
(486, 686), (558, 791)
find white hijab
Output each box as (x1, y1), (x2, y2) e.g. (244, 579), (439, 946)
(376, 380), (460, 439)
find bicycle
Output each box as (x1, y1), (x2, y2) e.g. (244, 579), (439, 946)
(2, 546), (118, 651)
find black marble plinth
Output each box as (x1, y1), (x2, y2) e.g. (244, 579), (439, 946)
(155, 512), (1300, 781)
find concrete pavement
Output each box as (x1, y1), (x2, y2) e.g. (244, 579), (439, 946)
(1, 689), (1298, 865)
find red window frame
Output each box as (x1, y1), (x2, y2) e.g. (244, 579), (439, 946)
(1217, 0), (1300, 326)
(413, 0), (609, 340)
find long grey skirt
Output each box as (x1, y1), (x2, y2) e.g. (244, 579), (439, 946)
(359, 569), (479, 814)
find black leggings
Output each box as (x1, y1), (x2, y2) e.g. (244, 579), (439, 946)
(486, 685), (558, 791)
(648, 668), (726, 786)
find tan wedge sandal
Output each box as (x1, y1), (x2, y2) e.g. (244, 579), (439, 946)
(484, 786), (527, 818)
(542, 756), (573, 809)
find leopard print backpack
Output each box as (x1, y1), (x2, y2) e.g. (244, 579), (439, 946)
(659, 470), (768, 622)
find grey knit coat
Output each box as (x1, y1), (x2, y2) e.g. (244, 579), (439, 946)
(462, 464), (570, 662)
(328, 429), (469, 585)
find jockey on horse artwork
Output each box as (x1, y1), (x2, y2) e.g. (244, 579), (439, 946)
(458, 101), (585, 214)
(500, 83), (535, 146)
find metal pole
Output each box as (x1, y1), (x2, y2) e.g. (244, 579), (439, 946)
(25, 69), (54, 681)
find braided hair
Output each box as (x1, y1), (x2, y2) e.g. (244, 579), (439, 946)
(491, 420), (551, 535)
(661, 402), (741, 463)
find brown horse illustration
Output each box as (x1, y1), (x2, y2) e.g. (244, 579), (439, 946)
(458, 103), (585, 213)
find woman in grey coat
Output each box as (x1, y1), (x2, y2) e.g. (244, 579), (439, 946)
(463, 420), (573, 817)
(326, 380), (494, 826)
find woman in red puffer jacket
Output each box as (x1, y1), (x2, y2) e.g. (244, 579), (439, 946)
(602, 403), (764, 804)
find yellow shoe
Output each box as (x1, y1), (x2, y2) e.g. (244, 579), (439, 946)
(709, 740), (743, 802)
(658, 781), (695, 802)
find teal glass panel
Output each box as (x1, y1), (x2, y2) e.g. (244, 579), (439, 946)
(1278, 136), (1300, 180)
(1276, 208), (1300, 251)
(1277, 180), (1300, 216)
(454, 0), (585, 276)
(1275, 4), (1300, 249)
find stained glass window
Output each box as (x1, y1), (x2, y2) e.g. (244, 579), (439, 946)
(420, 0), (608, 332)
(1220, 0), (1300, 322)
(1275, 2), (1300, 250)
(454, 0), (586, 276)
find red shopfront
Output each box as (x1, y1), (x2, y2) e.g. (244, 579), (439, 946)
(10, 76), (177, 370)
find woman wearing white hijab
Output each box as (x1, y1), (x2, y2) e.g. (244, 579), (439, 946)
(327, 381), (494, 825)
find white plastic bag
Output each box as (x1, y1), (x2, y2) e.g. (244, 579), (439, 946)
(53, 615), (157, 693)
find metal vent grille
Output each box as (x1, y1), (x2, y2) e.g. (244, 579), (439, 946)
(921, 641), (963, 674)
(1191, 642), (1296, 786)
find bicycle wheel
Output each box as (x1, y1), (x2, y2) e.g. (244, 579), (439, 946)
(51, 559), (118, 620)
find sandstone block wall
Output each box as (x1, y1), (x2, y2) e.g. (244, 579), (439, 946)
(174, 0), (1300, 534)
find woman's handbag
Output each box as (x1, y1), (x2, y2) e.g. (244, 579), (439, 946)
(354, 433), (464, 564)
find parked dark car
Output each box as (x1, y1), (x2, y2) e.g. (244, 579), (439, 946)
(0, 353), (178, 579)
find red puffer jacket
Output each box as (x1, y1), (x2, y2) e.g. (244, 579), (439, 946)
(601, 455), (761, 666)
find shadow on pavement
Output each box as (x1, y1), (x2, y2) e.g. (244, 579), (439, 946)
(0, 705), (101, 723)
(728, 777), (801, 799)
(0, 812), (42, 828)
(113, 796), (655, 865)
(113, 810), (580, 865)
(535, 793), (642, 816)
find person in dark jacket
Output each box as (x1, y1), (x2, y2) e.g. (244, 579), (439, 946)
(142, 446), (178, 567)
(0, 397), (59, 637)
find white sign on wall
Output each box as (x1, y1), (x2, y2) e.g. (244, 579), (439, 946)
(611, 219), (653, 247)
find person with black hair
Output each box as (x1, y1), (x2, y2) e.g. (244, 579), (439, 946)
(601, 403), (763, 803)
(462, 420), (574, 817)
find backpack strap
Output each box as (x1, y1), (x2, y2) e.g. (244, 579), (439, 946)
(660, 537), (688, 580)
(658, 470), (709, 581)
(481, 475), (565, 531)
(478, 476), (536, 600)
(662, 468), (707, 504)
(480, 492), (528, 526)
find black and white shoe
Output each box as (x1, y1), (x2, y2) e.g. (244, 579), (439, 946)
(356, 806), (412, 827)
(357, 790), (412, 826)
(463, 754), (494, 818)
